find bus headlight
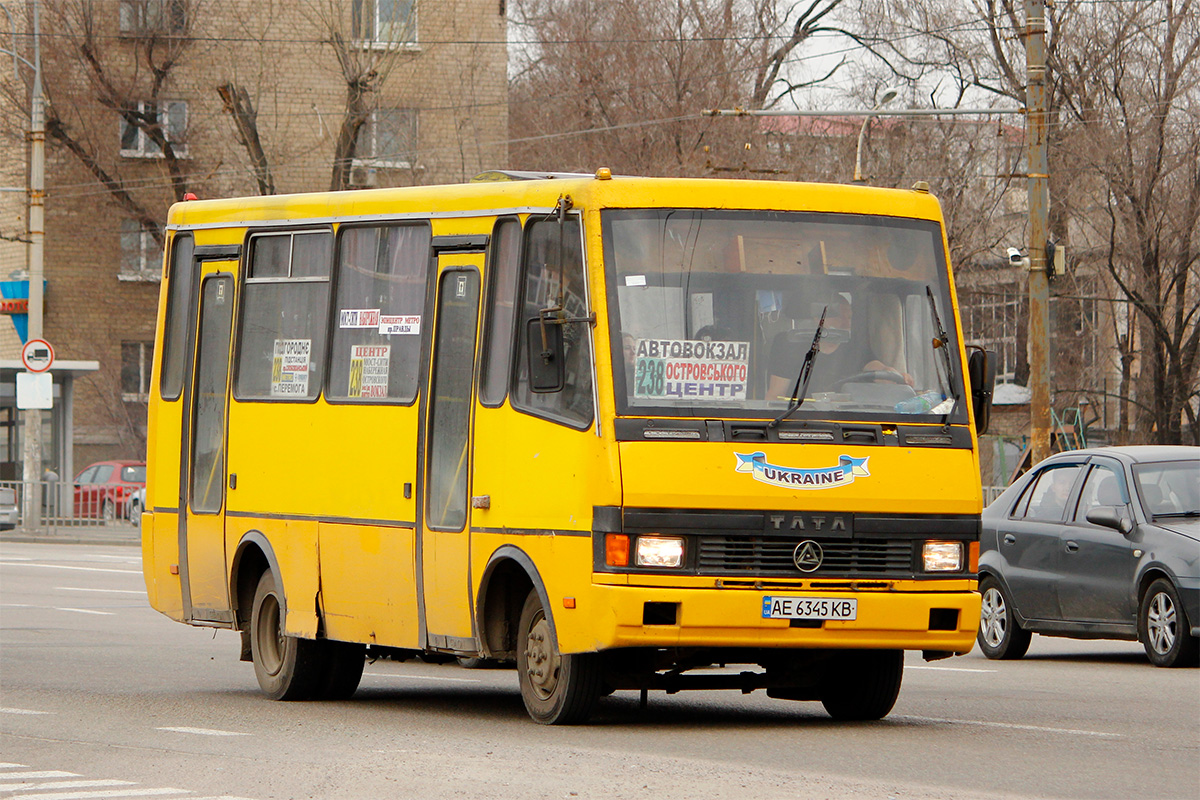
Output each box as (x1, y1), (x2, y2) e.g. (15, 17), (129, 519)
(636, 536), (685, 568)
(922, 541), (964, 572)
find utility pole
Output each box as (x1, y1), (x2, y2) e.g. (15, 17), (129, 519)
(21, 0), (45, 528)
(1025, 0), (1052, 465)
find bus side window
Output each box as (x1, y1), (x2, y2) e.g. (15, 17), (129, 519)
(159, 232), (195, 401)
(326, 222), (430, 403)
(234, 230), (332, 401)
(479, 216), (522, 407)
(510, 217), (594, 429)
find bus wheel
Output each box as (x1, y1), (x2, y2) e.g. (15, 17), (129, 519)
(516, 590), (601, 724)
(818, 649), (903, 721)
(250, 571), (322, 700)
(314, 641), (366, 700)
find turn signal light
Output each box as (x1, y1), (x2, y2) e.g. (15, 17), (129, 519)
(605, 533), (630, 567)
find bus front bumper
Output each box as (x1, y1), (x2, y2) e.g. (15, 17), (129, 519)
(571, 580), (981, 655)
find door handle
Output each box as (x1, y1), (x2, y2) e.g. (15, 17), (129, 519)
(1065, 540), (1080, 553)
(1003, 533), (1017, 545)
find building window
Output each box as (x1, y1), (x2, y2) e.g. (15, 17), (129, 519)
(119, 0), (187, 36)
(355, 108), (418, 168)
(121, 219), (161, 281)
(122, 341), (154, 401)
(120, 100), (188, 158)
(352, 0), (417, 45)
(962, 284), (1023, 383)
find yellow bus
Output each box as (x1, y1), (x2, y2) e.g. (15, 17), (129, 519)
(141, 170), (996, 724)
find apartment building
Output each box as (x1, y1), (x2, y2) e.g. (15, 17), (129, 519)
(0, 0), (509, 476)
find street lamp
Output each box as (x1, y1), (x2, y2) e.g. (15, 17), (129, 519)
(853, 87), (900, 183)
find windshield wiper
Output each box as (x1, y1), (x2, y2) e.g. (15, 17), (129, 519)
(1152, 510), (1200, 518)
(925, 286), (959, 418)
(769, 306), (826, 429)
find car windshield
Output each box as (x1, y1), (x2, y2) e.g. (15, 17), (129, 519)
(122, 465), (146, 483)
(602, 209), (966, 421)
(1133, 460), (1200, 517)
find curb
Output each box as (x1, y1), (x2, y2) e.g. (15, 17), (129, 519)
(1, 528), (141, 547)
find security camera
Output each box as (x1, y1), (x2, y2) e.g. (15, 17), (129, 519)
(1006, 247), (1023, 265)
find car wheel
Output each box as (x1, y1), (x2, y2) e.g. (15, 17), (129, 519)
(129, 498), (142, 528)
(102, 499), (115, 523)
(1139, 578), (1200, 668)
(818, 649), (903, 720)
(250, 571), (323, 700)
(516, 590), (602, 724)
(977, 576), (1032, 660)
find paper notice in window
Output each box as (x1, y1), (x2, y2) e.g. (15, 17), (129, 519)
(348, 344), (390, 399)
(271, 338), (311, 397)
(339, 309), (381, 328)
(632, 338), (749, 400)
(379, 315), (421, 335)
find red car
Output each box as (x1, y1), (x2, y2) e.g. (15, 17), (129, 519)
(74, 460), (146, 521)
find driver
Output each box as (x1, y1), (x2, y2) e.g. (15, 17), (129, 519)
(767, 293), (910, 401)
(766, 294), (856, 400)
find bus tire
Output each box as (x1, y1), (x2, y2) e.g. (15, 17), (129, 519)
(818, 649), (903, 721)
(250, 570), (322, 701)
(314, 640), (366, 700)
(516, 590), (601, 725)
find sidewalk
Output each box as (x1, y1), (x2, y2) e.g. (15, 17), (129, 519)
(0, 522), (141, 547)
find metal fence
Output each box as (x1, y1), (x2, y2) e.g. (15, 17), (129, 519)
(0, 480), (140, 533)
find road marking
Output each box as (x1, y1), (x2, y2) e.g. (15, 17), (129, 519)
(0, 772), (78, 781)
(363, 672), (481, 683)
(908, 665), (997, 673)
(0, 708), (51, 715)
(12, 789), (188, 800)
(56, 587), (144, 595)
(155, 727), (249, 737)
(0, 780), (135, 794)
(53, 608), (116, 616)
(895, 715), (1124, 738)
(0, 562), (141, 575)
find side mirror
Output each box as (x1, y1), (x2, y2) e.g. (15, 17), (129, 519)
(527, 315), (565, 393)
(1085, 505), (1134, 534)
(967, 347), (996, 435)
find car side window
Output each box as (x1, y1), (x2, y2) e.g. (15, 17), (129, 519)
(1016, 465), (1082, 522)
(1074, 464), (1126, 523)
(75, 466), (97, 485)
(92, 465), (114, 484)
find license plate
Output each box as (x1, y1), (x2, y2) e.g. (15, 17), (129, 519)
(762, 596), (858, 620)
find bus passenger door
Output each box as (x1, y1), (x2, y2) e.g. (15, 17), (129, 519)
(181, 269), (236, 623)
(420, 256), (482, 649)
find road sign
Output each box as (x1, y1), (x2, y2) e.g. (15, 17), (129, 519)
(21, 338), (54, 373)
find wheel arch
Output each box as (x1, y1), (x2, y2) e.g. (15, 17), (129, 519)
(977, 569), (1030, 627)
(475, 545), (554, 660)
(230, 531), (284, 632)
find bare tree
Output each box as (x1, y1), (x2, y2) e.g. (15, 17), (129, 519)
(507, 0), (852, 176)
(853, 0), (1200, 444)
(31, 0), (199, 245)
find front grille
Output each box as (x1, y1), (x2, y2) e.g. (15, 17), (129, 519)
(696, 536), (915, 577)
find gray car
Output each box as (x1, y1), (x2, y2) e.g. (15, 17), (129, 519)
(978, 445), (1199, 667)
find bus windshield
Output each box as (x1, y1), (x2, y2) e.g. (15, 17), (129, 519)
(603, 209), (967, 422)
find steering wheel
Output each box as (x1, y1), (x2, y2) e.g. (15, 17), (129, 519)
(831, 370), (908, 389)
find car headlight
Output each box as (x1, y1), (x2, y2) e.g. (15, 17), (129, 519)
(922, 541), (964, 572)
(636, 536), (685, 568)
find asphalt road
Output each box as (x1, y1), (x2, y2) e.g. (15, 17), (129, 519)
(2, 541), (1197, 800)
